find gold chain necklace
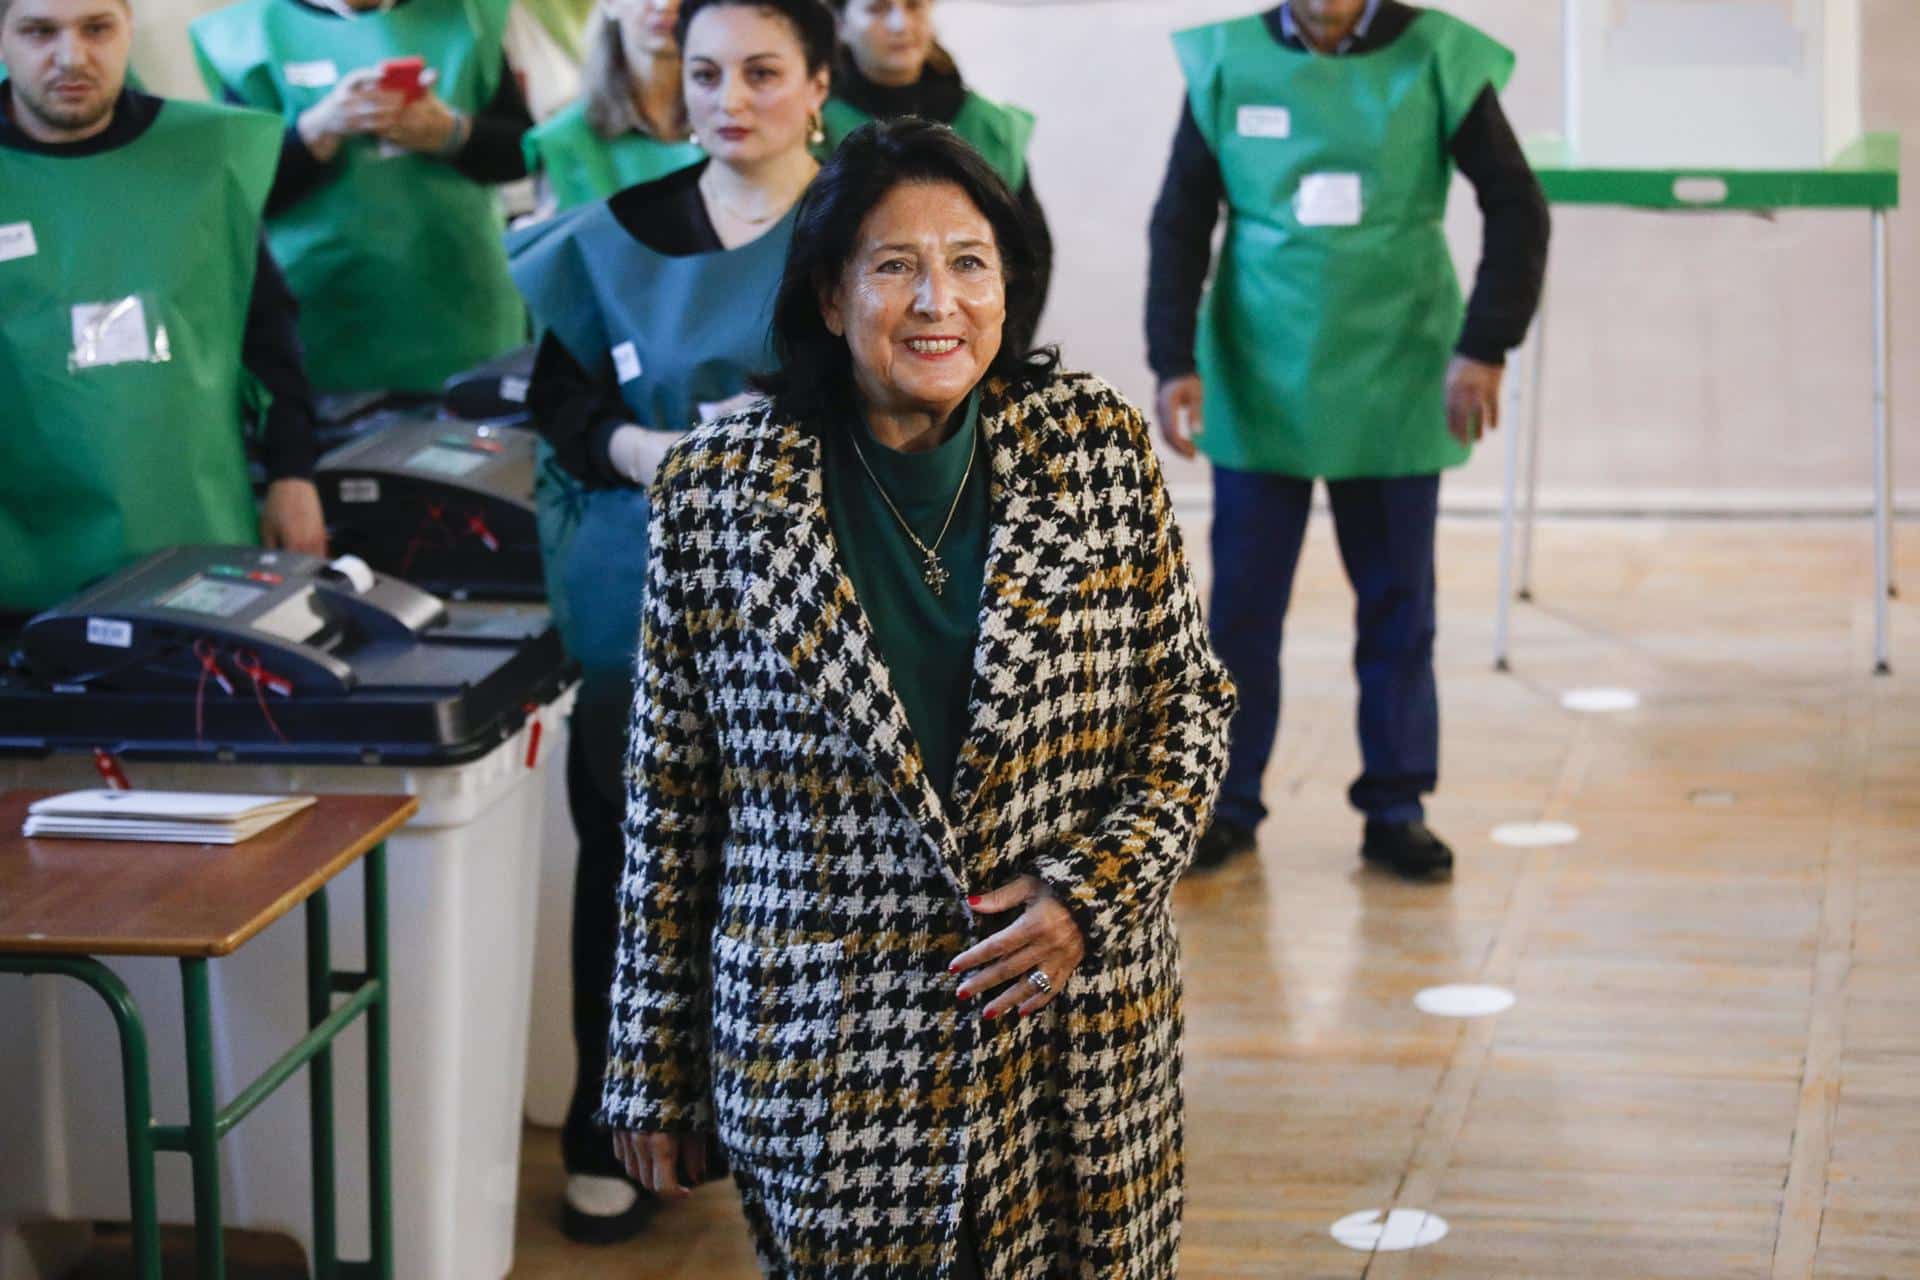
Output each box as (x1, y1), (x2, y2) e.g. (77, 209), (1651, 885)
(845, 423), (977, 596)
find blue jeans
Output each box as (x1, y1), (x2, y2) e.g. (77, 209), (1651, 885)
(1208, 467), (1440, 830)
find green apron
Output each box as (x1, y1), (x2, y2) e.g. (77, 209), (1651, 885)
(1174, 11), (1514, 479)
(191, 0), (525, 394)
(522, 99), (704, 212)
(821, 89), (1034, 190)
(0, 99), (280, 613)
(507, 184), (794, 787)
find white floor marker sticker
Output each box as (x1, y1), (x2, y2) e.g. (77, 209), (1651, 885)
(1331, 1208), (1450, 1252)
(1562, 687), (1640, 713)
(1414, 984), (1516, 1018)
(1491, 821), (1580, 848)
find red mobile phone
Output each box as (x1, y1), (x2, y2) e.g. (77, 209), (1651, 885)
(378, 56), (427, 104)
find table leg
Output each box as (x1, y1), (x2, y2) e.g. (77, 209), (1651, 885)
(365, 842), (395, 1280)
(1873, 208), (1892, 675)
(1519, 281), (1551, 602)
(179, 959), (225, 1279)
(0, 957), (163, 1280)
(307, 889), (339, 1280)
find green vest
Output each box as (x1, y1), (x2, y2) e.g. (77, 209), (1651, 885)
(190, 0), (526, 394)
(821, 89), (1034, 191)
(1174, 11), (1514, 478)
(0, 99), (279, 613)
(522, 98), (704, 212)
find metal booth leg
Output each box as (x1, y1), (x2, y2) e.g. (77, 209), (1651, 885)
(1873, 209), (1893, 675)
(1495, 303), (1546, 671)
(1519, 281), (1550, 602)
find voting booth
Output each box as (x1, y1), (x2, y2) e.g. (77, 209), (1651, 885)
(0, 548), (573, 1280)
(1563, 0), (1863, 168)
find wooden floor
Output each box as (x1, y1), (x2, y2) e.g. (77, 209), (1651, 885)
(508, 516), (1920, 1280)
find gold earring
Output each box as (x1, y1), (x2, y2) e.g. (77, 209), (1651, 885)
(809, 112), (826, 147)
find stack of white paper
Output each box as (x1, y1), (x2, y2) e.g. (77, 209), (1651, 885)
(23, 790), (318, 845)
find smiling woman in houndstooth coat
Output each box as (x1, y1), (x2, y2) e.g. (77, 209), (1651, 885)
(599, 115), (1235, 1279)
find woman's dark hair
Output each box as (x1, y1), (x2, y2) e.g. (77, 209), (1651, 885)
(674, 0), (838, 76)
(756, 117), (1058, 425)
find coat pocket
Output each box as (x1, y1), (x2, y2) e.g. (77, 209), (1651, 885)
(709, 931), (844, 1174)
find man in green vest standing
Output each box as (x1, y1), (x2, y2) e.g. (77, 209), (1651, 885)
(0, 0), (325, 622)
(1148, 0), (1549, 878)
(192, 0), (531, 396)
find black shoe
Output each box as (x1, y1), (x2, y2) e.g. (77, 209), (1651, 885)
(1361, 820), (1455, 881)
(561, 1174), (659, 1246)
(1189, 819), (1257, 873)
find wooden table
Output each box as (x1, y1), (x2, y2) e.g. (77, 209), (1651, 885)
(0, 790), (417, 1280)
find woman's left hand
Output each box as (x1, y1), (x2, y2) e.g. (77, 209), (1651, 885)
(949, 876), (1086, 1019)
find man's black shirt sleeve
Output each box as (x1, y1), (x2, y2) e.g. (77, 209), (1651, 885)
(1144, 102), (1224, 384)
(244, 238), (320, 481)
(1449, 85), (1550, 363)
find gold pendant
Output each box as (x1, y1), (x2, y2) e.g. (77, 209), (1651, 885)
(923, 554), (950, 596)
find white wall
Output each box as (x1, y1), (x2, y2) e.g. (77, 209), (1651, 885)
(937, 0), (1917, 511)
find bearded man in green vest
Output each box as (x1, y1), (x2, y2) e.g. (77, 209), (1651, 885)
(192, 0), (531, 396)
(1147, 0), (1549, 879)
(0, 0), (326, 622)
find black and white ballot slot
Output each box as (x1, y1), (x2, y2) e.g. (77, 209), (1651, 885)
(317, 416), (542, 601)
(6, 545), (567, 761)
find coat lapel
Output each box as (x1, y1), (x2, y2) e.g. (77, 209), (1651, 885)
(946, 384), (1092, 826)
(735, 418), (968, 888)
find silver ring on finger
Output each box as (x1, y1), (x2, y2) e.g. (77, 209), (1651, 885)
(1025, 968), (1053, 995)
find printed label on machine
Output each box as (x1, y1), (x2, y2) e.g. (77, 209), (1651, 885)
(86, 617), (133, 648)
(0, 222), (37, 263)
(338, 478), (381, 503)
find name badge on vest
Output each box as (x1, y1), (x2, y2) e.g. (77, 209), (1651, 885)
(611, 342), (643, 384)
(284, 60), (340, 89)
(0, 222), (37, 263)
(1295, 173), (1363, 227)
(70, 297), (157, 369)
(1236, 106), (1291, 139)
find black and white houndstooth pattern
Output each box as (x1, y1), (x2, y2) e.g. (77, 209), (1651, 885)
(599, 369), (1235, 1279)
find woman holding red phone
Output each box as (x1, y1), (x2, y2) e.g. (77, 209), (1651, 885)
(190, 0), (533, 397)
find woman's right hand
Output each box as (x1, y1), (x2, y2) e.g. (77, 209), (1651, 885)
(297, 68), (400, 162)
(1155, 374), (1204, 460)
(612, 1129), (708, 1199)
(607, 424), (688, 488)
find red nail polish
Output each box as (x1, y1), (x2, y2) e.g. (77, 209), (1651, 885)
(982, 1007), (997, 1020)
(967, 895), (982, 907)
(956, 989), (970, 1002)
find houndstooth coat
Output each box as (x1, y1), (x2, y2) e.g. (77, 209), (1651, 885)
(598, 369), (1235, 1279)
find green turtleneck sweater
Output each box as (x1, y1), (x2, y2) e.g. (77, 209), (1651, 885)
(821, 392), (990, 805)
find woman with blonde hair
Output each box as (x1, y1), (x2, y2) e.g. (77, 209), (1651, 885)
(522, 0), (704, 210)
